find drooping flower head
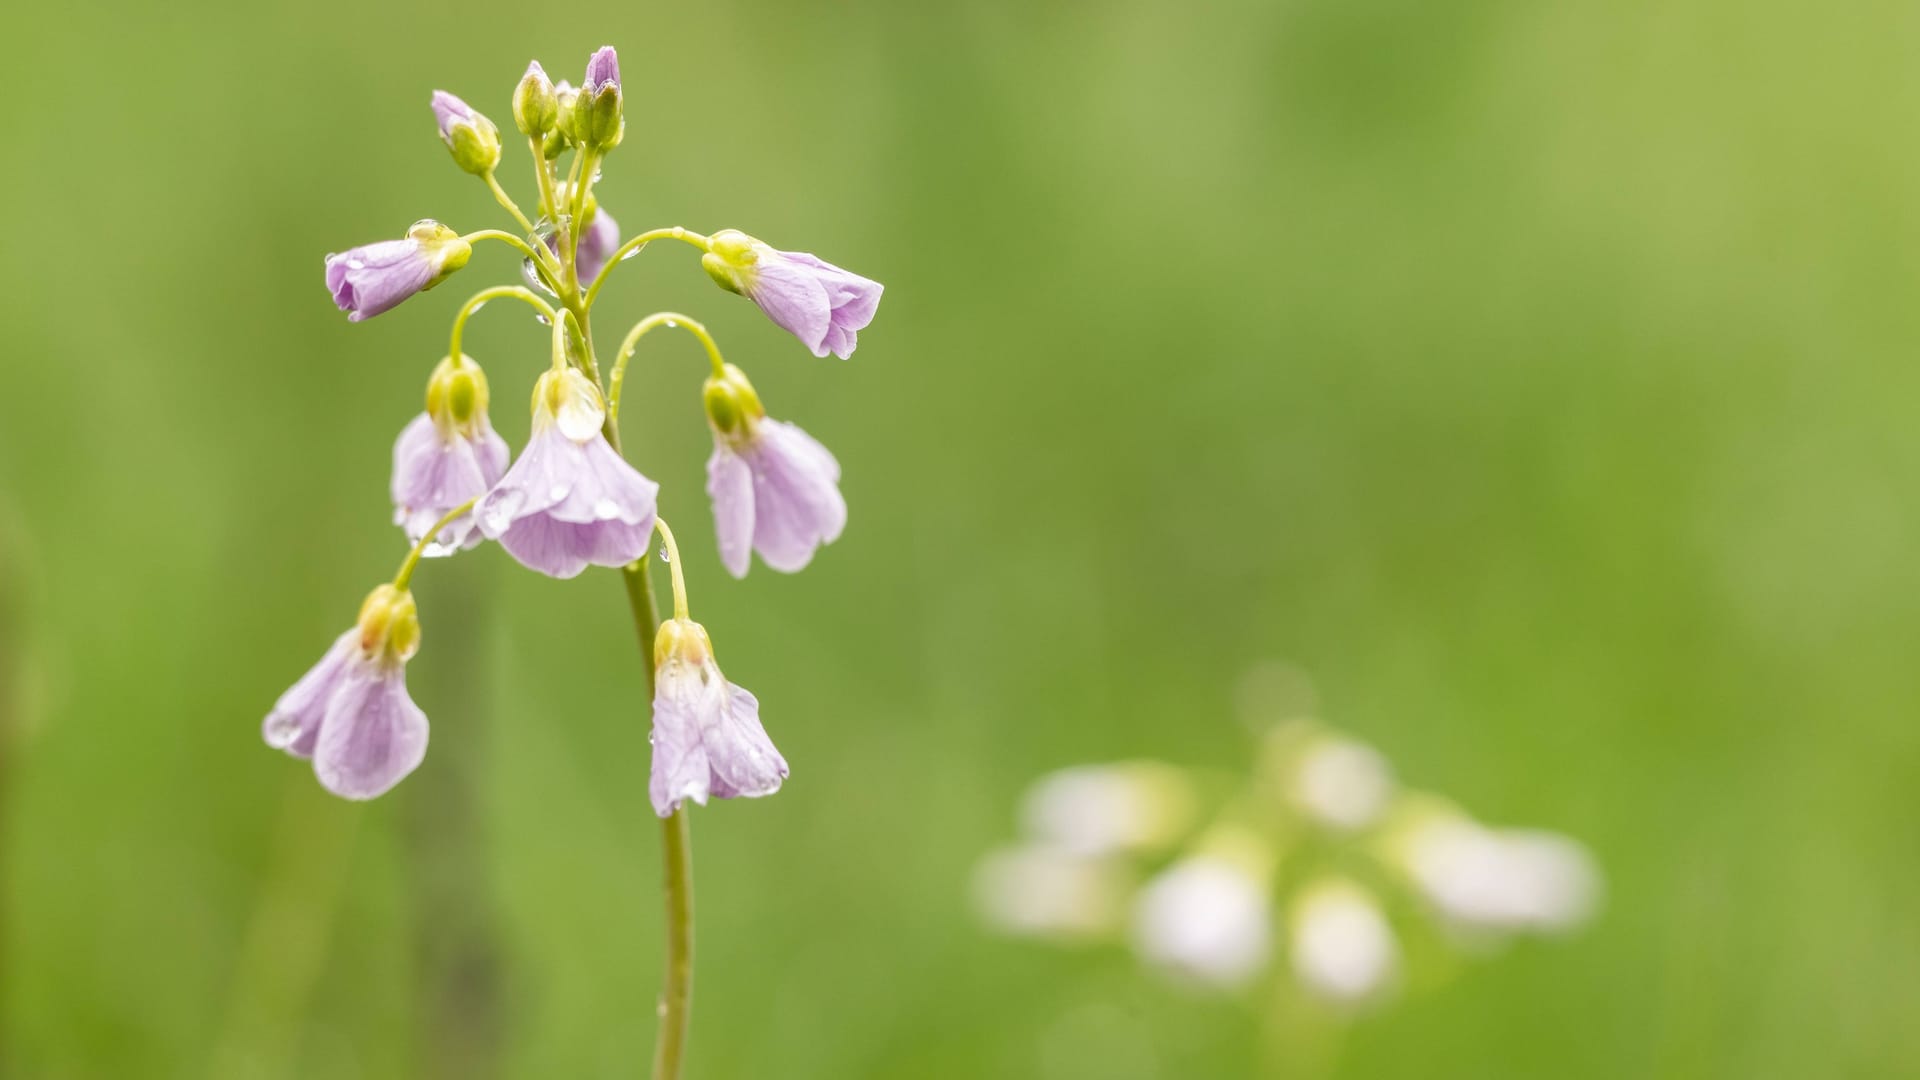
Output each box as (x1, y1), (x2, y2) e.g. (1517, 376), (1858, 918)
(702, 230), (883, 359)
(324, 220), (471, 322)
(702, 363), (846, 577)
(262, 584), (430, 800)
(1288, 879), (1400, 1006)
(1131, 831), (1273, 988)
(477, 365), (658, 579)
(391, 355), (510, 555)
(577, 46), (623, 150)
(431, 91), (502, 176)
(649, 617), (789, 817)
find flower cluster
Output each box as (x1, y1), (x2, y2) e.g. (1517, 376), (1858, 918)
(267, 47), (882, 809)
(974, 708), (1600, 1011)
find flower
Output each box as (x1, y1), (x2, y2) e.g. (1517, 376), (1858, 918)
(391, 356), (510, 555)
(1288, 880), (1399, 1005)
(262, 585), (429, 800)
(476, 367), (658, 579)
(702, 230), (883, 359)
(702, 364), (846, 577)
(648, 617), (789, 816)
(1019, 762), (1195, 857)
(431, 90), (502, 175)
(1290, 735), (1395, 832)
(1132, 849), (1272, 988)
(973, 845), (1131, 939)
(584, 45), (621, 93)
(324, 220), (471, 322)
(1398, 815), (1602, 935)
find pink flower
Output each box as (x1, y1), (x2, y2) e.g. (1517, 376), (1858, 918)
(324, 220), (471, 322)
(391, 356), (509, 554)
(262, 586), (429, 800)
(702, 230), (882, 359)
(649, 618), (788, 816)
(702, 364), (845, 577)
(476, 368), (658, 579)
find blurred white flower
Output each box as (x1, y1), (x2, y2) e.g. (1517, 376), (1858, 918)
(1291, 736), (1395, 832)
(1131, 854), (1271, 988)
(1288, 879), (1399, 1005)
(1021, 762), (1195, 857)
(974, 845), (1130, 940)
(1401, 818), (1600, 935)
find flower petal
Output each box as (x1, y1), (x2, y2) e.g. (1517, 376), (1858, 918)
(312, 662), (429, 800)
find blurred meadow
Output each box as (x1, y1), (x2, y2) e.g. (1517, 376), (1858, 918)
(4, 0), (1920, 1076)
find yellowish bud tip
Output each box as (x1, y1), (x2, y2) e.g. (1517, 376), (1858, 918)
(426, 356), (489, 436)
(357, 584), (421, 664)
(702, 231), (761, 295)
(702, 363), (766, 439)
(408, 220), (472, 286)
(653, 617), (714, 670)
(532, 368), (606, 441)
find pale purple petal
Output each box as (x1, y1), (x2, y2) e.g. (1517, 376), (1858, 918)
(390, 414), (509, 554)
(312, 661), (429, 800)
(575, 205), (621, 283)
(746, 250), (884, 359)
(430, 90), (480, 140)
(585, 46), (621, 92)
(324, 239), (434, 322)
(705, 442), (754, 579)
(648, 664), (788, 817)
(477, 425), (658, 579)
(742, 421), (846, 573)
(263, 629), (360, 758)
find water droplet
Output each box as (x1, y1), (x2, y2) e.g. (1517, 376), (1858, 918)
(659, 545), (672, 563)
(346, 259), (365, 270)
(620, 245), (644, 261)
(665, 319), (678, 328)
(535, 314), (551, 326)
(469, 299), (487, 313)
(549, 484), (571, 501)
(593, 498), (621, 520)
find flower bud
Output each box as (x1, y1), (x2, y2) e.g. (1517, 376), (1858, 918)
(541, 128), (568, 160)
(356, 584), (421, 664)
(581, 46), (623, 150)
(431, 91), (501, 176)
(701, 229), (760, 295)
(702, 363), (766, 440)
(653, 616), (713, 670)
(553, 82), (582, 141)
(512, 61), (559, 137)
(424, 355), (491, 437)
(409, 220), (472, 285)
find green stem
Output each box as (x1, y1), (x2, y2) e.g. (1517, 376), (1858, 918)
(449, 286), (558, 364)
(483, 171), (541, 238)
(529, 136), (560, 222)
(462, 230), (561, 290)
(582, 227), (714, 312)
(392, 498), (479, 590)
(608, 313), (727, 428)
(619, 559), (695, 1080)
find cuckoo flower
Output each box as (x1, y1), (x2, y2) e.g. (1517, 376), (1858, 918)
(391, 356), (510, 555)
(703, 230), (883, 359)
(431, 91), (501, 175)
(262, 585), (429, 800)
(324, 220), (471, 322)
(477, 367), (658, 578)
(1288, 880), (1400, 1006)
(1132, 841), (1273, 988)
(649, 617), (788, 817)
(702, 364), (846, 577)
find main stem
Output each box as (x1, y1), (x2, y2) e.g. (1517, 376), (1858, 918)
(621, 560), (694, 1080)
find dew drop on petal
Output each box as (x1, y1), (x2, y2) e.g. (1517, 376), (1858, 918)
(549, 484), (571, 501)
(593, 498), (621, 520)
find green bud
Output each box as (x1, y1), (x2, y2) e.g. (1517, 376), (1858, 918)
(586, 86), (623, 150)
(702, 363), (766, 441)
(542, 128), (568, 161)
(433, 92), (502, 176)
(513, 62), (559, 137)
(357, 584), (421, 664)
(702, 252), (744, 295)
(408, 220), (472, 289)
(426, 355), (490, 436)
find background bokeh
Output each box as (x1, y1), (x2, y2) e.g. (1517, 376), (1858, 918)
(4, 0), (1919, 1076)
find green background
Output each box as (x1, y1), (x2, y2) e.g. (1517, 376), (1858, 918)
(3, 0), (1917, 1076)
